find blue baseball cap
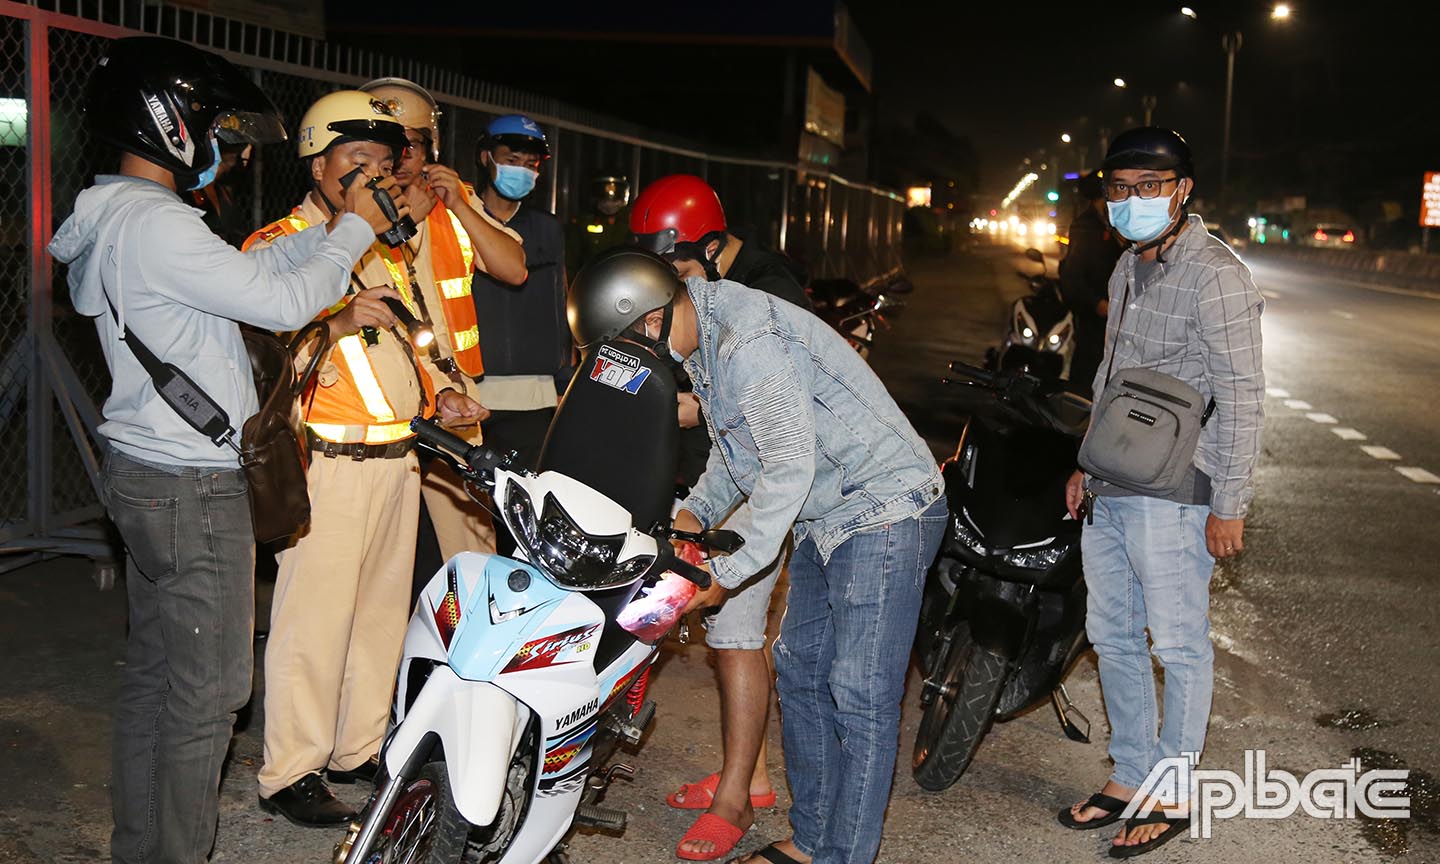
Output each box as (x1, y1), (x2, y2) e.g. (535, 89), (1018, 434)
(482, 113), (550, 157)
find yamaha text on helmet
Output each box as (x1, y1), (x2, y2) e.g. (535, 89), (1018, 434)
(568, 246), (683, 352)
(629, 175), (728, 268)
(86, 36), (286, 190)
(1100, 126), (1195, 255)
(360, 77), (442, 162)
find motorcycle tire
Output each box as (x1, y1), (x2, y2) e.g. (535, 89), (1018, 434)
(912, 624), (1009, 792)
(361, 762), (469, 864)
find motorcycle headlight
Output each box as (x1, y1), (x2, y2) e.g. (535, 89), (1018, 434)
(1043, 322), (1072, 352)
(507, 479), (653, 590)
(1000, 542), (1071, 570)
(950, 512), (987, 557)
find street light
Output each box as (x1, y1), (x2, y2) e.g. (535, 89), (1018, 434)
(1113, 77), (1127, 88)
(1271, 3), (1291, 20)
(1180, 6), (1198, 18)
(1060, 132), (1072, 144)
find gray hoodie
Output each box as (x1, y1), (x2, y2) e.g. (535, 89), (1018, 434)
(48, 175), (373, 467)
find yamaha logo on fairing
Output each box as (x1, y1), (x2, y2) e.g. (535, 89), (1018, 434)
(555, 697), (599, 731)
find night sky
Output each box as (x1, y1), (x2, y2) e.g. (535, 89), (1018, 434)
(331, 1), (1435, 214)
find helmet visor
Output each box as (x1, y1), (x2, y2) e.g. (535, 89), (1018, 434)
(214, 110), (287, 145)
(630, 227), (678, 256)
(326, 118), (408, 154)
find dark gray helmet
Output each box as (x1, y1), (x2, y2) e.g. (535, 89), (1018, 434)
(568, 246), (682, 349)
(1102, 127), (1194, 179)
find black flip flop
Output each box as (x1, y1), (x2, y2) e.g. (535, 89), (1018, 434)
(726, 843), (805, 864)
(1108, 811), (1191, 859)
(1056, 792), (1130, 830)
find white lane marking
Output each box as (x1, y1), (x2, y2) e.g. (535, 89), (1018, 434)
(1328, 276), (1440, 302)
(1396, 467), (1440, 484)
(1283, 399), (1314, 411)
(1330, 309), (1356, 320)
(1361, 446), (1402, 461)
(1306, 413), (1338, 424)
(1267, 387), (1292, 398)
(1331, 428), (1368, 441)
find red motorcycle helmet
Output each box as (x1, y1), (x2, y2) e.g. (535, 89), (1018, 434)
(629, 174), (727, 256)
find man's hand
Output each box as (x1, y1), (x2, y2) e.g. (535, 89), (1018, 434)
(342, 174), (413, 237)
(403, 176), (438, 225)
(1065, 470), (1086, 520)
(682, 571), (727, 615)
(436, 389), (490, 427)
(1097, 298), (1110, 318)
(677, 392), (702, 429)
(1206, 514), (1245, 559)
(673, 508), (703, 535)
(422, 164), (466, 210)
(327, 286), (401, 339)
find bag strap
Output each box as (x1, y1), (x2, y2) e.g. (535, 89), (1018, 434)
(286, 321), (331, 398)
(1100, 278), (1132, 393)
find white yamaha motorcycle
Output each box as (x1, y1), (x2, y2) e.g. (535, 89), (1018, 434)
(334, 417), (736, 864)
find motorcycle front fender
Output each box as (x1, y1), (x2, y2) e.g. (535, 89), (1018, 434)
(381, 665), (520, 827)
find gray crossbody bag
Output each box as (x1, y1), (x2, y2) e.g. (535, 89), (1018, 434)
(1077, 279), (1215, 496)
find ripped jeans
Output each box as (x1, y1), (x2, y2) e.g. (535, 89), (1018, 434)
(773, 497), (946, 864)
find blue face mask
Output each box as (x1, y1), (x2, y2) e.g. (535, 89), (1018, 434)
(1107, 188), (1180, 243)
(492, 163), (538, 200)
(187, 137), (222, 191)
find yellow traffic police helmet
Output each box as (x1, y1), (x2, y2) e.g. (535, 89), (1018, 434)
(360, 77), (442, 161)
(295, 89), (408, 159)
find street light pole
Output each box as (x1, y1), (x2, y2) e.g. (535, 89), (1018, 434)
(1142, 94), (1157, 126)
(1220, 31), (1243, 205)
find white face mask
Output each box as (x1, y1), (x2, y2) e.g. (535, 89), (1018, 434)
(1107, 185), (1182, 243)
(645, 317), (688, 364)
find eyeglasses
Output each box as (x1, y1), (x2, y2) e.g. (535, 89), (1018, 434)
(1104, 176), (1181, 202)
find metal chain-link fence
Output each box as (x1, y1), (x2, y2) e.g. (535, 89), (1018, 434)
(2, 2), (907, 570)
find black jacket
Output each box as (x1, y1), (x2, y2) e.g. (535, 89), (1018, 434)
(472, 204), (572, 383)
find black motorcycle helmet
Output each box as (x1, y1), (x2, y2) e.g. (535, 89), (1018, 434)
(1101, 127), (1194, 179)
(1075, 171), (1104, 201)
(568, 246), (682, 351)
(86, 37), (285, 186)
(591, 173), (631, 217)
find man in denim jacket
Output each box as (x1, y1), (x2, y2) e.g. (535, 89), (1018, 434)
(569, 248), (946, 864)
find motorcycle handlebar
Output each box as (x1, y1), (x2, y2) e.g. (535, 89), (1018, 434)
(655, 542), (712, 590)
(947, 361), (997, 387)
(410, 417), (505, 480)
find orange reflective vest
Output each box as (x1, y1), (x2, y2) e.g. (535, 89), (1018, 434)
(243, 212), (436, 445)
(425, 199), (484, 377)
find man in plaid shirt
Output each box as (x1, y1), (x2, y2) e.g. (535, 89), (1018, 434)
(1059, 128), (1265, 859)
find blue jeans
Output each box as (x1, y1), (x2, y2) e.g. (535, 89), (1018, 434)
(773, 499), (946, 864)
(103, 450), (255, 864)
(1082, 494), (1215, 794)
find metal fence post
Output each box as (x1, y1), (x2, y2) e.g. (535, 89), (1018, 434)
(25, 14), (53, 539)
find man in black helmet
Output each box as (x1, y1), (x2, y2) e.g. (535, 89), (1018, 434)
(1059, 128), (1265, 858)
(569, 248), (946, 864)
(47, 37), (403, 864)
(1059, 171), (1123, 397)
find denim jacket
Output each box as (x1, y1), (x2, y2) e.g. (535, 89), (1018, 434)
(679, 278), (943, 589)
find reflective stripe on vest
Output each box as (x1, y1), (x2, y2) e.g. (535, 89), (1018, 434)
(306, 420), (414, 445)
(427, 203), (484, 377)
(242, 210), (420, 434)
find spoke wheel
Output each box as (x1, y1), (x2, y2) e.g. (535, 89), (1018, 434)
(364, 764), (467, 864)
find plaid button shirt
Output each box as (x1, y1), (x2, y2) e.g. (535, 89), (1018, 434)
(1091, 214), (1265, 519)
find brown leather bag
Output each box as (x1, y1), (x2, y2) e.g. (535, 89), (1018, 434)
(240, 323), (329, 544)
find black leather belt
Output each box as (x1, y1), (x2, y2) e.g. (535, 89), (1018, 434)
(306, 430), (413, 461)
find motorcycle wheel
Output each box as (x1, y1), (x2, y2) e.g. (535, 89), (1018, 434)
(911, 623), (1009, 792)
(361, 763), (469, 864)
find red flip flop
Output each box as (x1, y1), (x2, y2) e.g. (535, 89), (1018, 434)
(666, 773), (778, 810)
(676, 812), (746, 861)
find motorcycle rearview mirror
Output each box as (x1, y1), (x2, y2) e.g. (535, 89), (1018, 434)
(1024, 248), (1045, 263)
(700, 529), (745, 555)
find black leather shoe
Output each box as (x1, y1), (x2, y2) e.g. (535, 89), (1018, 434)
(258, 773), (356, 827)
(326, 756), (380, 785)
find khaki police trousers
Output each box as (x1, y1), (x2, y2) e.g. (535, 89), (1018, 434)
(420, 455), (495, 563)
(258, 451), (420, 797)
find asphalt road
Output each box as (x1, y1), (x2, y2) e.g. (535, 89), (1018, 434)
(1, 239), (1436, 863)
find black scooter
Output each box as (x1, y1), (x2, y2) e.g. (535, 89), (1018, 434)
(911, 360), (1094, 791)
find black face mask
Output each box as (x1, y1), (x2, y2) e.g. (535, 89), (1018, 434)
(673, 239), (725, 281)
